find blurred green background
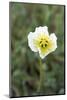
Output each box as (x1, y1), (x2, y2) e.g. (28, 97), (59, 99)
(10, 2), (65, 97)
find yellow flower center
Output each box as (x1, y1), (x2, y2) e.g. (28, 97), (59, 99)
(39, 38), (49, 48)
(34, 33), (53, 54)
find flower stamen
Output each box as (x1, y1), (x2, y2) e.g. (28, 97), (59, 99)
(39, 37), (49, 49)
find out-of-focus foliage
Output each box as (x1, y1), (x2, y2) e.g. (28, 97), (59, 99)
(10, 2), (65, 97)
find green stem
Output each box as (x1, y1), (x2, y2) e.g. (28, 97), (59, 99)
(37, 58), (44, 94)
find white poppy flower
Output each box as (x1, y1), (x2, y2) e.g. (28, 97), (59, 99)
(28, 26), (57, 59)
